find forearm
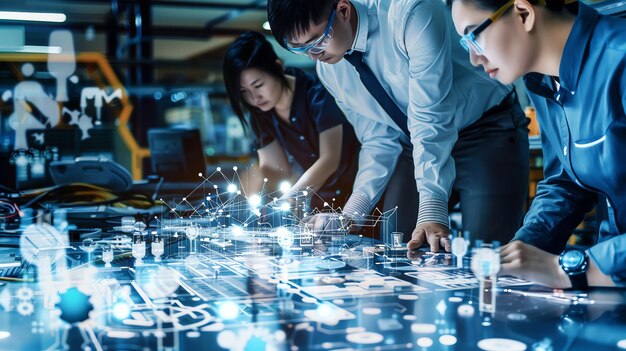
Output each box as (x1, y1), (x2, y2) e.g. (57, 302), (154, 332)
(586, 255), (616, 287)
(288, 157), (338, 195)
(259, 166), (291, 197)
(552, 253), (615, 289)
(239, 162), (264, 196)
(513, 178), (597, 254)
(343, 142), (403, 218)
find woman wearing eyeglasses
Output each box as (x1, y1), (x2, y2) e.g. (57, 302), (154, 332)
(449, 0), (626, 288)
(223, 32), (360, 210)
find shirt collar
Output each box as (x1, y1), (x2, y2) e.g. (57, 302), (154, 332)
(348, 0), (368, 54)
(524, 72), (555, 99)
(558, 3), (600, 94)
(524, 4), (600, 99)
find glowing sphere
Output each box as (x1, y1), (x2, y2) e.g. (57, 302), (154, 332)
(218, 301), (240, 320)
(248, 195), (262, 208)
(279, 181), (291, 194)
(112, 302), (130, 320)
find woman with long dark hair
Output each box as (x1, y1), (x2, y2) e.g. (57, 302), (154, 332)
(223, 31), (359, 210)
(449, 0), (625, 288)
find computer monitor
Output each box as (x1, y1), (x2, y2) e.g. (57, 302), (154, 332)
(147, 128), (206, 182)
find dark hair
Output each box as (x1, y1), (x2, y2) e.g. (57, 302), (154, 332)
(267, 0), (336, 48)
(446, 0), (577, 13)
(222, 31), (289, 132)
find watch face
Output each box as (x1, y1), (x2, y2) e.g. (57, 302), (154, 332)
(562, 250), (585, 271)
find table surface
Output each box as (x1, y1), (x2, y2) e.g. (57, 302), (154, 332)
(1, 222), (626, 351)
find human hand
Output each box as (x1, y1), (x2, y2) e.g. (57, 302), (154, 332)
(500, 241), (571, 288)
(407, 222), (451, 252)
(302, 213), (354, 234)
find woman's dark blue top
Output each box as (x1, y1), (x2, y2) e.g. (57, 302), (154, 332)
(249, 67), (360, 206)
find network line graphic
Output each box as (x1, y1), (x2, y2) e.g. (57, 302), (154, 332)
(154, 166), (398, 253)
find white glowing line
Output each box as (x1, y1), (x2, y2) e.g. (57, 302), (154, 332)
(0, 11), (66, 22)
(0, 45), (61, 53)
(574, 135), (606, 148)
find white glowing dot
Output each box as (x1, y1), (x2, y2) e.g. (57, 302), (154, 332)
(440, 335), (457, 346)
(112, 302), (130, 320)
(213, 185), (218, 189)
(478, 338), (527, 351)
(182, 197), (186, 201)
(263, 178), (268, 182)
(198, 173), (203, 177)
(458, 304), (475, 317)
(218, 301), (240, 320)
(279, 181), (291, 194)
(227, 184), (237, 193)
(233, 166), (238, 171)
(232, 226), (243, 236)
(274, 330), (286, 343)
(248, 195), (262, 208)
(617, 340), (626, 349)
(216, 167), (221, 172)
(217, 331), (236, 349)
(411, 323), (436, 334)
(206, 196), (211, 201)
(280, 202), (290, 211)
(302, 191), (308, 196)
(316, 303), (334, 318)
(323, 202), (329, 207)
(417, 337), (433, 347)
(0, 331), (9, 340)
(273, 197), (278, 202)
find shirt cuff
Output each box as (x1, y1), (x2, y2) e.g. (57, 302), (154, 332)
(417, 197), (449, 227)
(343, 192), (373, 221)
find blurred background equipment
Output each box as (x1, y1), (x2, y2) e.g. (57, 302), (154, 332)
(148, 128), (206, 182)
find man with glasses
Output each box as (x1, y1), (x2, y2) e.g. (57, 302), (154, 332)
(267, 0), (530, 251)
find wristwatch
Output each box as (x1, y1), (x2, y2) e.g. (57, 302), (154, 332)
(558, 249), (589, 290)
